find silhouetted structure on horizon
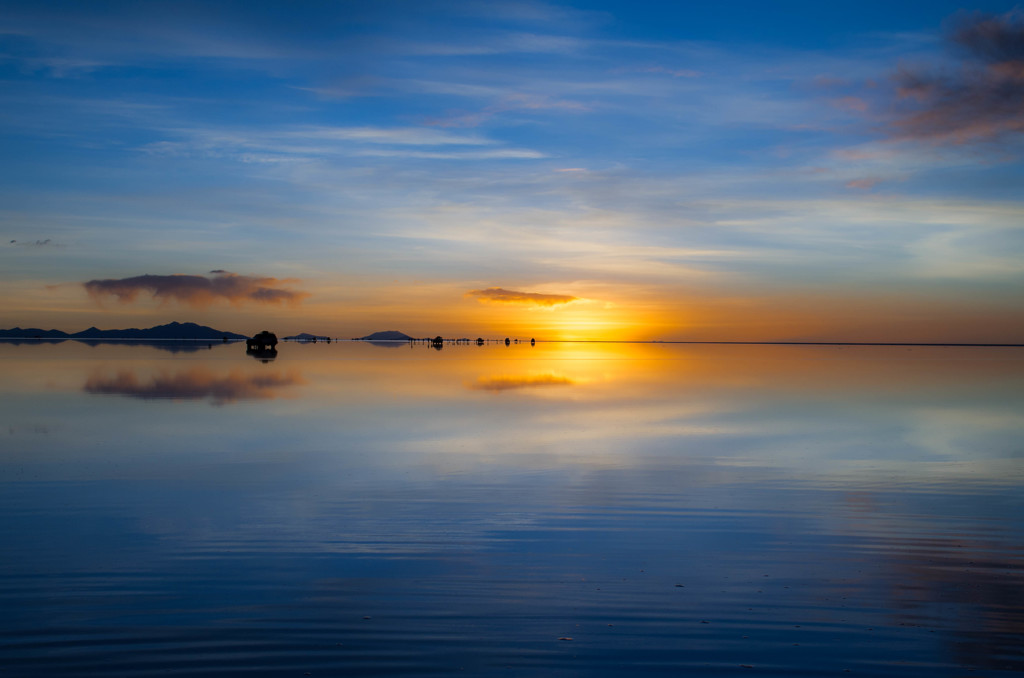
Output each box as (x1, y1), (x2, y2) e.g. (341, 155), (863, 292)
(246, 331), (279, 362)
(247, 330), (278, 350)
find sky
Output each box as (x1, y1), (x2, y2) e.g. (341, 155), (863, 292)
(1, 0), (1023, 342)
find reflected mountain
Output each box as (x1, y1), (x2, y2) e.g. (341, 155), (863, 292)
(468, 373), (575, 392)
(1, 337), (235, 353)
(78, 339), (229, 354)
(84, 366), (305, 404)
(0, 338), (68, 346)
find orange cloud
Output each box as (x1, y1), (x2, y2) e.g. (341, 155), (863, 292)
(467, 287), (578, 307)
(83, 271), (309, 307)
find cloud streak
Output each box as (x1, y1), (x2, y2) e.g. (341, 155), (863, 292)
(83, 271), (309, 307)
(9, 238), (61, 248)
(466, 287), (578, 307)
(889, 11), (1024, 144)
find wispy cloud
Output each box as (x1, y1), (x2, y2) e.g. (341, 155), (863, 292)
(425, 92), (590, 128)
(289, 126), (495, 146)
(846, 177), (882, 190)
(139, 124), (544, 162)
(355, 148), (546, 160)
(632, 65), (702, 78)
(466, 287), (578, 306)
(83, 271), (309, 307)
(888, 10), (1024, 144)
(9, 238), (62, 248)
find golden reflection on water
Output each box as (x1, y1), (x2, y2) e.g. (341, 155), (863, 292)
(2, 339), (1022, 405)
(2, 339), (1022, 676)
(2, 340), (1022, 480)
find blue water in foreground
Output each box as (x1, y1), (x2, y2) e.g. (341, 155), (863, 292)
(1, 341), (1022, 676)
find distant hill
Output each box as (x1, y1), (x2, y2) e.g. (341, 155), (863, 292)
(0, 327), (69, 338)
(359, 330), (415, 341)
(0, 321), (247, 340)
(284, 332), (331, 341)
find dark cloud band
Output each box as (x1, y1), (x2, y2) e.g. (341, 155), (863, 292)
(890, 11), (1024, 144)
(83, 271), (309, 307)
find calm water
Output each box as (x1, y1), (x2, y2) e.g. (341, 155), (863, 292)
(1, 340), (1022, 677)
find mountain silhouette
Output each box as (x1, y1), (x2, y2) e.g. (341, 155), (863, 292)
(0, 321), (247, 340)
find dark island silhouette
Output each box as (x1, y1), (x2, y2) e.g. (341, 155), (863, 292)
(359, 330), (415, 341)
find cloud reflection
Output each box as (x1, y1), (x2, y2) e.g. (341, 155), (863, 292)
(84, 366), (305, 404)
(468, 373), (575, 392)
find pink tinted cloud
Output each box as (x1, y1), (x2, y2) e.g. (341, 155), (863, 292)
(830, 96), (869, 113)
(846, 177), (882, 190)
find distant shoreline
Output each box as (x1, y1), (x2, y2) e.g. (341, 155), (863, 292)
(546, 340), (1024, 347)
(4, 337), (1020, 348)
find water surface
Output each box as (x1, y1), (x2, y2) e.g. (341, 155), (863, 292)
(2, 341), (1022, 676)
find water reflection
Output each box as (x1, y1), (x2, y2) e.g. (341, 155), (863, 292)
(468, 373), (576, 392)
(245, 345), (278, 362)
(0, 341), (1021, 676)
(365, 340), (406, 349)
(83, 366), (304, 404)
(890, 537), (1024, 671)
(0, 337), (227, 353)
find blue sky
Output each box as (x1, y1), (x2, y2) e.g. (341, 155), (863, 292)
(2, 0), (1023, 340)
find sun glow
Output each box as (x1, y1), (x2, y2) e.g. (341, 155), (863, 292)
(479, 302), (667, 342)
